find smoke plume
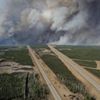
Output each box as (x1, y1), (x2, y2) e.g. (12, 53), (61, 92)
(0, 0), (100, 45)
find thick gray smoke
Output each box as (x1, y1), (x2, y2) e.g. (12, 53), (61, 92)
(0, 0), (100, 45)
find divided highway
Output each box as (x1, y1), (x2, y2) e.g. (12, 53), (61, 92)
(27, 46), (62, 100)
(48, 45), (100, 100)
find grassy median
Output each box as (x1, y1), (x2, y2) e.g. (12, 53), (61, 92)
(40, 53), (94, 100)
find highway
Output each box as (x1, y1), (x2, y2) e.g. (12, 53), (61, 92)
(27, 46), (62, 100)
(37, 52), (72, 100)
(28, 49), (46, 84)
(48, 45), (100, 100)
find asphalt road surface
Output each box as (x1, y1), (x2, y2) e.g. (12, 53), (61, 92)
(27, 46), (62, 100)
(48, 45), (100, 100)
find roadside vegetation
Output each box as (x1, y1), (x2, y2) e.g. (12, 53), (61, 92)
(0, 46), (50, 100)
(40, 53), (94, 100)
(0, 46), (49, 100)
(0, 45), (99, 100)
(57, 45), (100, 61)
(0, 46), (32, 65)
(0, 72), (49, 100)
(56, 45), (100, 78)
(0, 73), (26, 100)
(32, 45), (48, 49)
(74, 60), (96, 68)
(86, 69), (100, 78)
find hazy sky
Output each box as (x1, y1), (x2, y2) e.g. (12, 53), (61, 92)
(0, 0), (6, 11)
(0, 0), (100, 45)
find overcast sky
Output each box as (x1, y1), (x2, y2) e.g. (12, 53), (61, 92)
(0, 0), (100, 45)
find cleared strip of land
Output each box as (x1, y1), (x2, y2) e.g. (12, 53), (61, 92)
(28, 46), (72, 100)
(48, 45), (100, 100)
(36, 52), (72, 100)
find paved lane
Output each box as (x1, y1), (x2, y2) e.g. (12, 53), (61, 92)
(48, 45), (100, 100)
(27, 46), (62, 100)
